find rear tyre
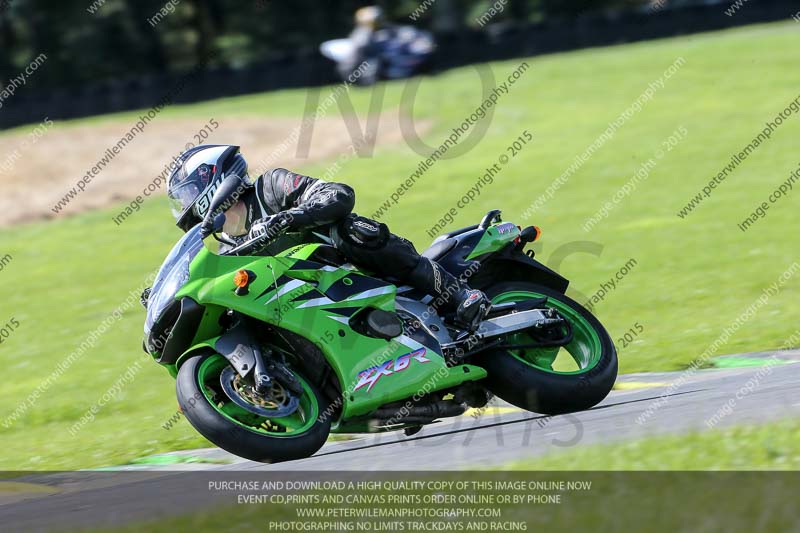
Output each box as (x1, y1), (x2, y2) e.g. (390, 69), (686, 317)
(476, 282), (617, 415)
(176, 353), (331, 463)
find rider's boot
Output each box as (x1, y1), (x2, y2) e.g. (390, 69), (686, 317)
(406, 257), (490, 332)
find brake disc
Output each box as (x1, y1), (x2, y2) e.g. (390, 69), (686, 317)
(220, 366), (300, 418)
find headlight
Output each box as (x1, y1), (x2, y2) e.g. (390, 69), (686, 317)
(145, 257), (192, 331)
(144, 226), (205, 333)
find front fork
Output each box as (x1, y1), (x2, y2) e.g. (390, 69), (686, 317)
(208, 317), (303, 396)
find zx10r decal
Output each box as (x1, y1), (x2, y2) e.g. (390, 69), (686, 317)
(354, 348), (431, 393)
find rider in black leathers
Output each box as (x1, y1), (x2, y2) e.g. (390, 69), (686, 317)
(167, 145), (490, 331)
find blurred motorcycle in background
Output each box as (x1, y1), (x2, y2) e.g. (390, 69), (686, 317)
(320, 7), (436, 85)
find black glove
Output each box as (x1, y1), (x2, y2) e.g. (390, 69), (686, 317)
(248, 211), (296, 242)
(199, 212), (225, 239)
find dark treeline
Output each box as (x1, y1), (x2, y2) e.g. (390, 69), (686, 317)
(0, 0), (654, 89)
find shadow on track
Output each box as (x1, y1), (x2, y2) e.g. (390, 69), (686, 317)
(313, 389), (708, 457)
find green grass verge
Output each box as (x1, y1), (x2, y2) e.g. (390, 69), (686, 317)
(1, 22), (799, 470)
(503, 418), (800, 470)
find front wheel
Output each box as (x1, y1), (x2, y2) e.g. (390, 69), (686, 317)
(476, 282), (617, 415)
(176, 353), (331, 463)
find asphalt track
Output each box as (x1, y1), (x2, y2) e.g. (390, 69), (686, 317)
(147, 349), (800, 471)
(3, 349), (800, 531)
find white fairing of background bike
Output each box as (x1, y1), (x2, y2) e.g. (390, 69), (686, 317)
(320, 39), (356, 62)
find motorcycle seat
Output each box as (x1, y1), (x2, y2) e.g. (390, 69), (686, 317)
(421, 238), (456, 262)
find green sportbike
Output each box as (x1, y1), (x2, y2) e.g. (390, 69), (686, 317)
(142, 176), (617, 462)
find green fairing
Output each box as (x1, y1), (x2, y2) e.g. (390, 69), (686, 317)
(142, 208), (619, 460)
(465, 223), (521, 260)
(165, 242), (486, 424)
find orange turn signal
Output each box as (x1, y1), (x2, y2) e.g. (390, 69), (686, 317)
(234, 270), (250, 288)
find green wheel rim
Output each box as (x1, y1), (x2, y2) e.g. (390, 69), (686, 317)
(492, 290), (603, 375)
(196, 355), (320, 436)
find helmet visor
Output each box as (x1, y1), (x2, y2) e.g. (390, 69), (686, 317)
(169, 181), (203, 220)
(167, 156), (217, 219)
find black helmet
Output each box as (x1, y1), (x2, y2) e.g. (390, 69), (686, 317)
(167, 144), (249, 231)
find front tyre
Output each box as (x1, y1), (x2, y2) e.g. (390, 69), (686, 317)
(477, 282), (617, 415)
(176, 353), (331, 463)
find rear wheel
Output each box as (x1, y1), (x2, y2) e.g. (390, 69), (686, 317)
(176, 353), (331, 463)
(476, 282), (617, 414)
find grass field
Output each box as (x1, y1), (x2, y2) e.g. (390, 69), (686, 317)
(1, 22), (799, 470)
(504, 418), (800, 470)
